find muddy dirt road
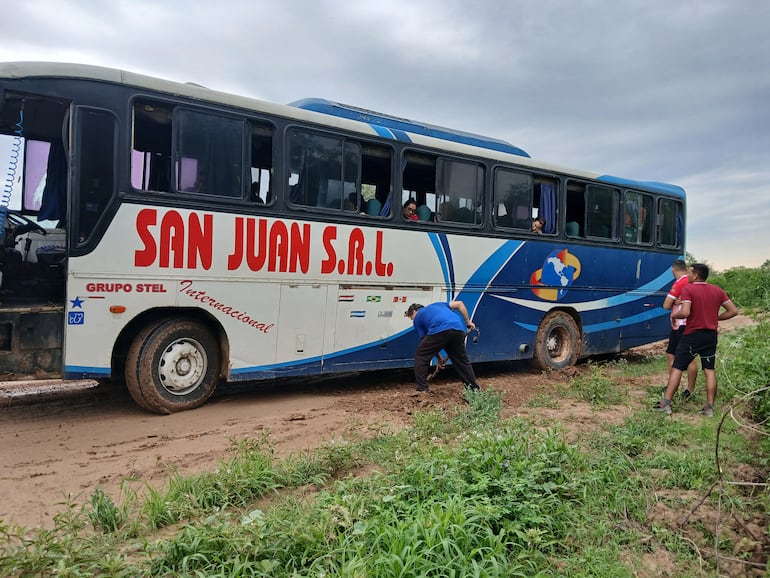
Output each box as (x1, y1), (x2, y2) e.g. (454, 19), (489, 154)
(0, 316), (753, 529)
(0, 363), (549, 528)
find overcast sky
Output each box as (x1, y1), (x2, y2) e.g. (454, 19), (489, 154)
(4, 0), (769, 270)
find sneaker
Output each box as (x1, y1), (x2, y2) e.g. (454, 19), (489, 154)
(414, 387), (429, 394)
(463, 383), (480, 392)
(653, 399), (673, 415)
(699, 405), (714, 417)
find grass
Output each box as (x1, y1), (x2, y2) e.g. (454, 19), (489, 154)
(1, 322), (768, 577)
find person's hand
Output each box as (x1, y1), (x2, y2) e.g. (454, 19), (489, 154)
(466, 321), (476, 331)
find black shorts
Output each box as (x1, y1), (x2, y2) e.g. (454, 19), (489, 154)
(666, 326), (686, 355)
(672, 330), (718, 371)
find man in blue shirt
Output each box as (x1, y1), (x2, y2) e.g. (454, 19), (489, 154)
(405, 301), (481, 393)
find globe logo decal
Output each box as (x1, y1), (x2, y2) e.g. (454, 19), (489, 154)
(530, 249), (582, 301)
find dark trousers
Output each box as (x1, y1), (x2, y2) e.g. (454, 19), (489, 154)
(414, 329), (478, 391)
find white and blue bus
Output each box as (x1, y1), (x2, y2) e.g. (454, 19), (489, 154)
(0, 62), (685, 413)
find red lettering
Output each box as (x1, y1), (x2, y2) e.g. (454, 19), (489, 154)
(227, 217), (245, 270)
(134, 208), (158, 267)
(268, 221), (289, 272)
(289, 223), (310, 274)
(229, 218), (307, 273)
(320, 226), (337, 274)
(86, 282), (133, 292)
(347, 228), (365, 275)
(246, 219), (268, 271)
(178, 279), (274, 334)
(136, 209), (213, 270)
(187, 213), (213, 270)
(159, 211), (186, 268)
(373, 231), (393, 277)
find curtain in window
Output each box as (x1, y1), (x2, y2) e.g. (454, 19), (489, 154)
(540, 182), (556, 233)
(38, 140), (67, 222)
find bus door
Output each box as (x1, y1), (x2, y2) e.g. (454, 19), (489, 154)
(275, 283), (327, 372)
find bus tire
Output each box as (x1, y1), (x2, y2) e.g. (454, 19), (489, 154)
(532, 311), (580, 371)
(125, 318), (220, 414)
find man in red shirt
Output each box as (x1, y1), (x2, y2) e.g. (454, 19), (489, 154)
(662, 259), (698, 398)
(656, 263), (738, 416)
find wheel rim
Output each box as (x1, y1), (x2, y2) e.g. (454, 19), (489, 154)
(546, 326), (569, 363)
(157, 338), (207, 396)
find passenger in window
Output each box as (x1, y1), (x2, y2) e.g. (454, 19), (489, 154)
(346, 192), (365, 215)
(436, 202), (453, 222)
(402, 199), (418, 221)
(624, 211), (636, 241)
(185, 174), (207, 193)
(531, 216), (546, 234)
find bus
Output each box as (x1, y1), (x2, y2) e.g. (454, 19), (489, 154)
(0, 62), (685, 414)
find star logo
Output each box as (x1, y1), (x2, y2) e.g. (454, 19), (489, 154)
(70, 296), (84, 309)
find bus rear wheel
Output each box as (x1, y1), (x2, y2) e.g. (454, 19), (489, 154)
(532, 311), (580, 371)
(125, 318), (220, 414)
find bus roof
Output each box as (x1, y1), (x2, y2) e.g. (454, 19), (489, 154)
(595, 175), (685, 198)
(289, 98), (530, 158)
(0, 62), (684, 200)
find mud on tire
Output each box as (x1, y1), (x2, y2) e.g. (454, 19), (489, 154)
(125, 318), (220, 414)
(532, 311), (581, 371)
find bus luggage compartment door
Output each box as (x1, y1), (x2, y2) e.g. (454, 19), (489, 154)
(275, 284), (327, 373)
(331, 286), (433, 368)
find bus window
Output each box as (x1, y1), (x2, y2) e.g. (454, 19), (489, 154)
(565, 181), (585, 237)
(624, 191), (653, 244)
(75, 108), (116, 244)
(494, 169), (531, 229)
(249, 121), (274, 204)
(286, 130), (362, 212)
(402, 151), (434, 220)
(132, 100), (172, 192)
(493, 169), (558, 233)
(175, 109), (243, 198)
(586, 184), (618, 239)
(359, 143), (392, 217)
(341, 141), (361, 212)
(436, 158), (483, 224)
(658, 197), (683, 248)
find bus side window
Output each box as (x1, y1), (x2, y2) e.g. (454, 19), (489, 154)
(132, 100), (172, 193)
(76, 108), (117, 244)
(586, 184), (618, 239)
(249, 120), (274, 205)
(174, 109), (243, 198)
(624, 191), (654, 244)
(435, 157), (483, 225)
(565, 181), (585, 237)
(287, 130), (336, 208)
(287, 129), (392, 217)
(358, 144), (392, 217)
(493, 168), (530, 230)
(658, 198), (683, 248)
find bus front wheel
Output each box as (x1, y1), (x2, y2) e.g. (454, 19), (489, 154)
(125, 318), (220, 414)
(532, 311), (580, 370)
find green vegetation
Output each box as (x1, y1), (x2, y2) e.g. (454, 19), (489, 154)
(710, 260), (770, 316)
(708, 261), (770, 426)
(1, 322), (768, 576)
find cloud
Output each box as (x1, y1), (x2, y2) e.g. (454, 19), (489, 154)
(1, 0), (768, 270)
